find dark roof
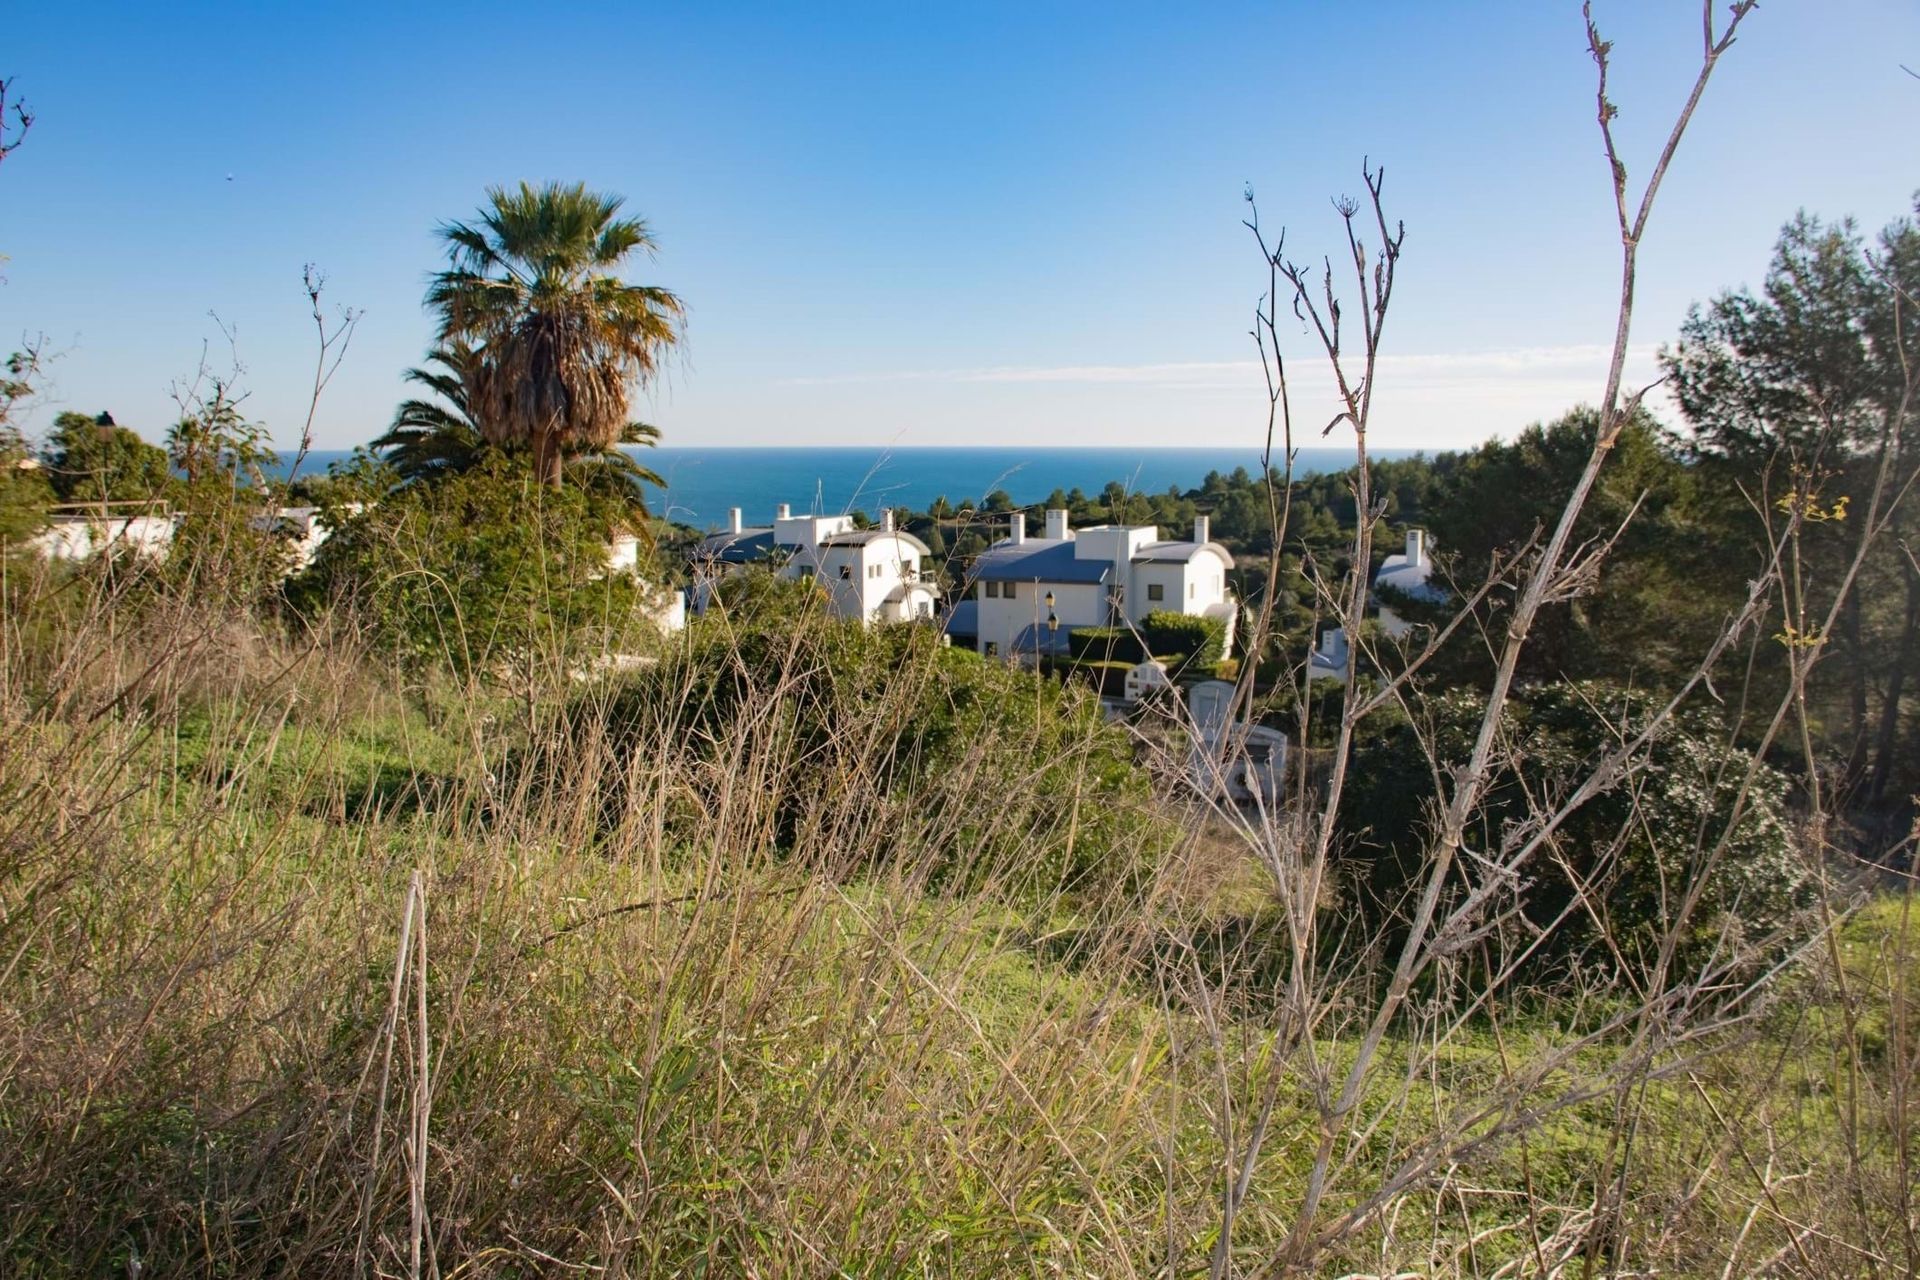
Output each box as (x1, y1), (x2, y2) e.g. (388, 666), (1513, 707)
(941, 599), (979, 638)
(1012, 622), (1073, 655)
(972, 539), (1112, 584)
(819, 529), (933, 555)
(1132, 540), (1234, 566)
(694, 528), (777, 563)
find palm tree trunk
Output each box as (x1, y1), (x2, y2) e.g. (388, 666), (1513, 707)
(533, 430), (563, 488)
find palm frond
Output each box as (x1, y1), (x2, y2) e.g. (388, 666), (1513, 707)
(425, 182), (685, 480)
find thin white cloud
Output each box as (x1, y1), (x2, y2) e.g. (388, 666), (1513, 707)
(783, 343), (1662, 393)
(783, 360), (1254, 387)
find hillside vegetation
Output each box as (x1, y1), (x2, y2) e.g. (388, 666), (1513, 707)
(3, 13), (1917, 1273)
(0, 530), (1913, 1277)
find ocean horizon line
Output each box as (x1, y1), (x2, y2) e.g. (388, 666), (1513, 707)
(271, 443), (1420, 529)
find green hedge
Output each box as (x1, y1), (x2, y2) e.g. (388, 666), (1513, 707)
(1058, 657), (1134, 698)
(1067, 612), (1226, 666)
(1141, 611), (1227, 665)
(1067, 626), (1144, 664)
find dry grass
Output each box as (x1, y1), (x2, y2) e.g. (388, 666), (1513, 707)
(0, 542), (1910, 1278)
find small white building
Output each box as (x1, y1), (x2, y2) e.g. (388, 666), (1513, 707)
(585, 523), (688, 635)
(248, 505), (342, 573)
(1373, 528), (1445, 637)
(28, 504), (178, 562)
(604, 530), (644, 576)
(1123, 658), (1174, 705)
(1306, 625), (1350, 684)
(691, 503), (939, 625)
(1183, 680), (1288, 805)
(967, 510), (1236, 663)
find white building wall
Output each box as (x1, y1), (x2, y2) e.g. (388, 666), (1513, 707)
(815, 544), (863, 617)
(1127, 553), (1229, 623)
(30, 515), (177, 562)
(643, 589), (687, 634)
(973, 578), (1106, 657)
(781, 531), (929, 625)
(774, 513), (853, 549)
(1071, 526), (1154, 565)
(1129, 562), (1190, 620)
(857, 535), (917, 618)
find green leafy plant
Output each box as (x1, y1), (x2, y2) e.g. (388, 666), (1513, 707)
(287, 452), (647, 676)
(1340, 681), (1814, 982)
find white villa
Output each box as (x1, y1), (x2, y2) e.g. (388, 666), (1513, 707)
(1306, 528), (1445, 683)
(1373, 527), (1444, 637)
(27, 502), (344, 570)
(691, 503), (940, 625)
(945, 510), (1236, 663)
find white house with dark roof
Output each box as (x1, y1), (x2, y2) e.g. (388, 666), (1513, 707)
(691, 502), (939, 625)
(1306, 625), (1350, 684)
(1298, 530), (1445, 680)
(957, 509), (1236, 663)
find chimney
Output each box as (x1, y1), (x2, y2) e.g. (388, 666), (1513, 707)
(1045, 508), (1069, 540)
(1406, 528), (1426, 565)
(1193, 514), (1211, 545)
(776, 502), (791, 521)
(1008, 511), (1025, 545)
(881, 509), (895, 532)
(728, 507), (742, 534)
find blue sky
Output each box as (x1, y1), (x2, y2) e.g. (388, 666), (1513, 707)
(3, 2), (1917, 452)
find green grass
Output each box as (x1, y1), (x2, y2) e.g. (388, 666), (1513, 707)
(1, 594), (1913, 1278)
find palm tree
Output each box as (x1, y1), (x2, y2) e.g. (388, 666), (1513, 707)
(371, 342), (488, 486)
(427, 181), (684, 487)
(568, 419), (667, 512)
(374, 341), (668, 518)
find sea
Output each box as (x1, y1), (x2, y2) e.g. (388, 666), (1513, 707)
(280, 446), (1413, 531)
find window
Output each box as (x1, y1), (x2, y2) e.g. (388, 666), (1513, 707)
(984, 641), (999, 658)
(839, 565), (851, 580)
(796, 565), (814, 579)
(1189, 582), (1196, 599)
(1146, 583), (1164, 602)
(983, 581), (998, 599)
(869, 563), (882, 579)
(1005, 582), (1018, 600)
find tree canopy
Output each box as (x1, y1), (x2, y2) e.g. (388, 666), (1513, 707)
(427, 181), (684, 487)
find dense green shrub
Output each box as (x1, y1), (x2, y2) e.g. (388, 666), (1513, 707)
(1067, 626), (1144, 664)
(1066, 611), (1226, 670)
(287, 453), (648, 675)
(563, 617), (1170, 898)
(0, 426), (52, 548)
(40, 411), (174, 504)
(1338, 681), (1813, 981)
(1056, 656), (1133, 698)
(1140, 611), (1227, 665)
